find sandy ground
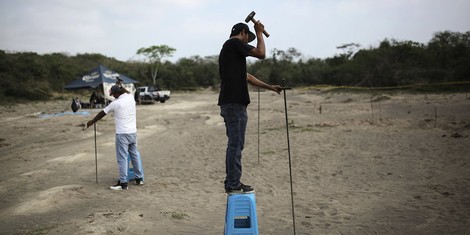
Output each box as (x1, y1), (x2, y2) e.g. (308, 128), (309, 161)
(0, 89), (469, 235)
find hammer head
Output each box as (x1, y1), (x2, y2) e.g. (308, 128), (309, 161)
(245, 11), (256, 23)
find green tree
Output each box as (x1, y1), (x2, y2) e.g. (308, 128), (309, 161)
(428, 31), (470, 81)
(136, 45), (176, 86)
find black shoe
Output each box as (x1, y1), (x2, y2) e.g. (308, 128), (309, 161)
(225, 183), (254, 194)
(225, 187), (242, 194)
(110, 181), (128, 190)
(134, 178), (144, 185)
(240, 183), (254, 192)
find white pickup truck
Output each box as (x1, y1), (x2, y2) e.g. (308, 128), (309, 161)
(137, 86), (171, 103)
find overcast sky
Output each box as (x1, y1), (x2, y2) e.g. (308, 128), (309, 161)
(1, 0), (469, 62)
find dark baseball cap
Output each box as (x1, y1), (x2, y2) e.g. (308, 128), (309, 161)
(109, 85), (123, 95)
(230, 23), (255, 43)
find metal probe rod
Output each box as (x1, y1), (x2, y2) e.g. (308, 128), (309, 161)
(94, 123), (98, 183)
(282, 80), (296, 235)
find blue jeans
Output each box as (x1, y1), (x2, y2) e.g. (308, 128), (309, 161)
(115, 133), (144, 183)
(220, 104), (248, 189)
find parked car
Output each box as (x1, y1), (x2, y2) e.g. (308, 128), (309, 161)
(137, 86), (171, 103)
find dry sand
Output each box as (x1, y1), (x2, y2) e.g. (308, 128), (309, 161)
(0, 89), (469, 234)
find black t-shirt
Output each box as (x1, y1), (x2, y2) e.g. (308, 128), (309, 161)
(218, 38), (255, 106)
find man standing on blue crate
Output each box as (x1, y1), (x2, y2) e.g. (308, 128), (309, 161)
(218, 21), (282, 194)
(86, 83), (144, 190)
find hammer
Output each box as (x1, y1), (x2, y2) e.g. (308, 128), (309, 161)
(245, 11), (270, 38)
(115, 77), (130, 94)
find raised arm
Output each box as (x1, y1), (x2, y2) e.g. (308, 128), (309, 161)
(248, 21), (266, 59)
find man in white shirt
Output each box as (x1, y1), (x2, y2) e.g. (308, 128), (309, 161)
(86, 84), (144, 190)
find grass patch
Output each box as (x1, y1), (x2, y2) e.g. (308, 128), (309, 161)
(24, 224), (59, 235)
(299, 124), (322, 132)
(264, 126), (284, 132)
(261, 150), (276, 155)
(162, 210), (189, 220)
(306, 82), (470, 95)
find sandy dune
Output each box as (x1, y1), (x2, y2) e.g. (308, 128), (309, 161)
(0, 89), (469, 234)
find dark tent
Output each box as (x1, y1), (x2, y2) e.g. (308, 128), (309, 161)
(64, 65), (139, 104)
(64, 65), (138, 90)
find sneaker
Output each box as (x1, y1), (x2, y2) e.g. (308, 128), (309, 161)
(225, 187), (242, 194)
(134, 178), (144, 185)
(110, 181), (128, 190)
(240, 183), (254, 192)
(225, 183), (254, 194)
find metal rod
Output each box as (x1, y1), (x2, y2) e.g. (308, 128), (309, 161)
(258, 87), (260, 164)
(370, 97), (374, 124)
(94, 123), (98, 183)
(282, 80), (296, 235)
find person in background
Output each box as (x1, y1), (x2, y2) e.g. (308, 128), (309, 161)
(134, 88), (141, 105)
(86, 84), (144, 190)
(90, 92), (98, 108)
(71, 97), (81, 112)
(218, 22), (282, 194)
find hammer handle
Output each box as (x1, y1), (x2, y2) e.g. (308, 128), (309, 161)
(250, 19), (270, 37)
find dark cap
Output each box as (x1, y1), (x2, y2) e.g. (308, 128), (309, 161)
(109, 85), (123, 95)
(230, 23), (255, 43)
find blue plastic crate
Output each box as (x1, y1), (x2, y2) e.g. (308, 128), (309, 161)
(225, 192), (258, 235)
